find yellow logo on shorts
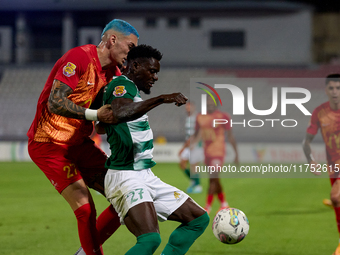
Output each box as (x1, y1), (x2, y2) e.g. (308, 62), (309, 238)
(174, 191), (180, 199)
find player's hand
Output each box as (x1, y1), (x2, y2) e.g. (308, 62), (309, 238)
(95, 122), (106, 134)
(97, 104), (114, 124)
(309, 160), (321, 176)
(163, 93), (188, 106)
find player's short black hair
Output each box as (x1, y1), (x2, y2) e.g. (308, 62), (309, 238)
(326, 74), (340, 85)
(127, 44), (162, 62)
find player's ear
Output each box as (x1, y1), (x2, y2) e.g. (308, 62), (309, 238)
(109, 34), (117, 46)
(132, 61), (140, 72)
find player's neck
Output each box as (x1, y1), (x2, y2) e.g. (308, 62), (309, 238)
(96, 45), (114, 69)
(124, 73), (136, 84)
(329, 101), (340, 110)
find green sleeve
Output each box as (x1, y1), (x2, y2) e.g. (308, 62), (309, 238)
(103, 76), (137, 105)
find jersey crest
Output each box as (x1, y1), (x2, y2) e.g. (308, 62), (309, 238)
(113, 86), (127, 97)
(63, 62), (76, 77)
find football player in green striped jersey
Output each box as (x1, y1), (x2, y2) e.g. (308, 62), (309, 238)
(96, 45), (209, 255)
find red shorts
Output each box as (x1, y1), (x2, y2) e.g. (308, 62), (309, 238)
(205, 156), (224, 178)
(28, 138), (107, 194)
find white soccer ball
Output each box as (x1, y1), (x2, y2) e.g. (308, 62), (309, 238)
(212, 208), (249, 244)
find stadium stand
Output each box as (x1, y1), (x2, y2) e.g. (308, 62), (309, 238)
(0, 66), (52, 140)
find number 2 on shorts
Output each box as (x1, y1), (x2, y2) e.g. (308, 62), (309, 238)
(127, 188), (144, 204)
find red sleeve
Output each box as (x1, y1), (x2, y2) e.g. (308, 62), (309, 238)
(54, 47), (89, 90)
(306, 108), (319, 135)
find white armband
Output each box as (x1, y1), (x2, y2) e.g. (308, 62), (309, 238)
(85, 109), (98, 121)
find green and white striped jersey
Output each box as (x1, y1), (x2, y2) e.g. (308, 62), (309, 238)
(185, 113), (196, 140)
(185, 112), (202, 147)
(102, 75), (156, 170)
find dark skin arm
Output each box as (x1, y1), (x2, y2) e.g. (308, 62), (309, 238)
(110, 92), (187, 125)
(47, 80), (115, 123)
(95, 92), (187, 133)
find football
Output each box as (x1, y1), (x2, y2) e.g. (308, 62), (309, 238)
(212, 208), (249, 244)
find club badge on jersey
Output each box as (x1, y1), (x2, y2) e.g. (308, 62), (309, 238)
(113, 86), (127, 97)
(63, 62), (76, 77)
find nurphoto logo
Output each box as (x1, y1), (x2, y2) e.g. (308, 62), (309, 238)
(196, 81), (312, 128)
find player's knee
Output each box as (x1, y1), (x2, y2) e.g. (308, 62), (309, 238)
(179, 161), (186, 170)
(137, 232), (161, 253)
(330, 193), (340, 206)
(194, 212), (210, 231)
(168, 212), (209, 251)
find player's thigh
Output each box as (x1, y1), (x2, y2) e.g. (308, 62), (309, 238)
(61, 179), (94, 211)
(190, 146), (204, 165)
(151, 174), (191, 222)
(167, 197), (206, 224)
(76, 139), (108, 194)
(124, 202), (159, 237)
(180, 147), (190, 161)
(105, 169), (155, 224)
(28, 139), (82, 193)
(205, 157), (224, 179)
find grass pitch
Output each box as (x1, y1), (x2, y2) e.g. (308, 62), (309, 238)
(0, 162), (337, 255)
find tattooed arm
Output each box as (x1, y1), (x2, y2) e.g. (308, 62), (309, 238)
(48, 80), (115, 123)
(48, 80), (85, 119)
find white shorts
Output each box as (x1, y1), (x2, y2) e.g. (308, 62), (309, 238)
(180, 146), (204, 164)
(104, 168), (189, 224)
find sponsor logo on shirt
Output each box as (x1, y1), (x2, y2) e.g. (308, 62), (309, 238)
(63, 62), (76, 77)
(113, 86), (127, 97)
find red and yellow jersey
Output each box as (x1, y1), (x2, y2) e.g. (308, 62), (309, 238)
(27, 44), (121, 145)
(195, 110), (231, 158)
(307, 101), (340, 163)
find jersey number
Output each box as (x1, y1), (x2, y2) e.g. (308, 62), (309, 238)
(63, 163), (78, 179)
(127, 188), (144, 204)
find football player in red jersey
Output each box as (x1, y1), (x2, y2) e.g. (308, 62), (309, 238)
(193, 96), (239, 214)
(303, 74), (340, 255)
(27, 19), (138, 255)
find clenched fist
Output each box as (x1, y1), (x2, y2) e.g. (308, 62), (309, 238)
(162, 93), (188, 106)
(97, 104), (114, 124)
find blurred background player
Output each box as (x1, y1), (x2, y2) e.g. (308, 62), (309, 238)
(178, 101), (203, 193)
(193, 96), (239, 214)
(302, 73), (340, 255)
(27, 19), (138, 255)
